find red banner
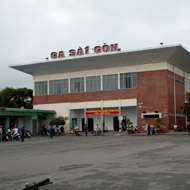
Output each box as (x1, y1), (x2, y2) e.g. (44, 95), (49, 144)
(85, 109), (120, 115)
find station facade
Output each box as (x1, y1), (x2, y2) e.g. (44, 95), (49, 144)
(11, 44), (190, 133)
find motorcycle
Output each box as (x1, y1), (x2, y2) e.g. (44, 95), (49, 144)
(6, 129), (13, 141)
(2, 132), (9, 141)
(24, 130), (31, 138)
(74, 127), (81, 136)
(12, 133), (21, 141)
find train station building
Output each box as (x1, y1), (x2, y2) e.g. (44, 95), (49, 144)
(10, 44), (190, 133)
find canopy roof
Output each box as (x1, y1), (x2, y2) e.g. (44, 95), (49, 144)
(10, 45), (190, 76)
(0, 107), (55, 115)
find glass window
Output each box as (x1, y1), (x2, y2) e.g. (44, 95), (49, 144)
(120, 72), (136, 89)
(86, 76), (101, 92)
(49, 79), (68, 95)
(70, 77), (84, 93)
(103, 74), (118, 90)
(185, 78), (190, 93)
(35, 81), (47, 96)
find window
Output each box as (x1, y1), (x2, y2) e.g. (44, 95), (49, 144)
(70, 77), (84, 93)
(35, 81), (47, 96)
(143, 114), (159, 118)
(185, 78), (190, 93)
(72, 118), (77, 128)
(142, 113), (161, 119)
(86, 76), (101, 92)
(103, 74), (118, 90)
(120, 72), (136, 89)
(49, 79), (68, 95)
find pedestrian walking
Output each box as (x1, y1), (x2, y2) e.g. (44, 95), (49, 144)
(21, 126), (25, 142)
(50, 126), (54, 139)
(147, 124), (151, 136)
(84, 124), (88, 136)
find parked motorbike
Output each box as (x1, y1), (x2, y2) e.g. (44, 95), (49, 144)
(12, 133), (21, 141)
(24, 130), (31, 138)
(2, 132), (9, 141)
(6, 129), (13, 141)
(74, 127), (80, 136)
(92, 129), (102, 136)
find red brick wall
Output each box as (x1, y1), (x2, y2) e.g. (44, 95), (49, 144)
(136, 70), (169, 132)
(34, 88), (138, 104)
(168, 71), (185, 130)
(136, 70), (185, 132)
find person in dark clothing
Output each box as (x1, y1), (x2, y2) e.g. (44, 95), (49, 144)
(60, 126), (64, 135)
(147, 124), (151, 136)
(84, 124), (88, 136)
(42, 125), (47, 135)
(152, 127), (155, 135)
(50, 126), (54, 139)
(0, 126), (2, 143)
(21, 126), (25, 142)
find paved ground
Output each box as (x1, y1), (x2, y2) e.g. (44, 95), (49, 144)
(0, 134), (190, 190)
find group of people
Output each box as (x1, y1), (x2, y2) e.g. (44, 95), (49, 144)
(43, 125), (65, 139)
(147, 123), (184, 135)
(0, 126), (26, 142)
(147, 124), (156, 136)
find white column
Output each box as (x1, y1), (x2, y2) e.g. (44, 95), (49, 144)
(119, 107), (123, 133)
(69, 109), (72, 130)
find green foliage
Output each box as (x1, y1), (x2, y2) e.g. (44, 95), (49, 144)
(0, 87), (33, 108)
(125, 117), (134, 130)
(49, 116), (65, 127)
(155, 117), (165, 130)
(180, 94), (190, 122)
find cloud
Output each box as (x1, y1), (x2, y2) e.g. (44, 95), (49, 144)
(0, 0), (190, 89)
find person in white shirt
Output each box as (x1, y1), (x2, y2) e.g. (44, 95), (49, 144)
(12, 126), (18, 138)
(96, 124), (99, 136)
(174, 123), (177, 132)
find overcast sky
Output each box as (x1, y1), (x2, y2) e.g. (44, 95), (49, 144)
(1, 0), (190, 89)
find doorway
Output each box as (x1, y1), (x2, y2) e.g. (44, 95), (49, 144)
(113, 117), (119, 131)
(82, 118), (94, 132)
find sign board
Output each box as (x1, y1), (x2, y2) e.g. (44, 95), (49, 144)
(118, 116), (123, 121)
(85, 109), (120, 115)
(50, 43), (119, 59)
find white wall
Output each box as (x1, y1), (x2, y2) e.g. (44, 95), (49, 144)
(71, 109), (84, 130)
(34, 62), (168, 84)
(18, 116), (32, 132)
(121, 107), (137, 127)
(105, 115), (115, 130)
(34, 99), (137, 132)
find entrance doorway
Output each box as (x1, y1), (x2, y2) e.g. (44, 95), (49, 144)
(113, 117), (119, 131)
(82, 118), (94, 132)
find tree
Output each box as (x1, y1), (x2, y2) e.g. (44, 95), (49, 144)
(125, 117), (134, 130)
(0, 87), (33, 109)
(49, 116), (65, 127)
(180, 94), (190, 122)
(155, 117), (165, 130)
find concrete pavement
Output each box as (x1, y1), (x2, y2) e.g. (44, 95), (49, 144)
(0, 135), (190, 190)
